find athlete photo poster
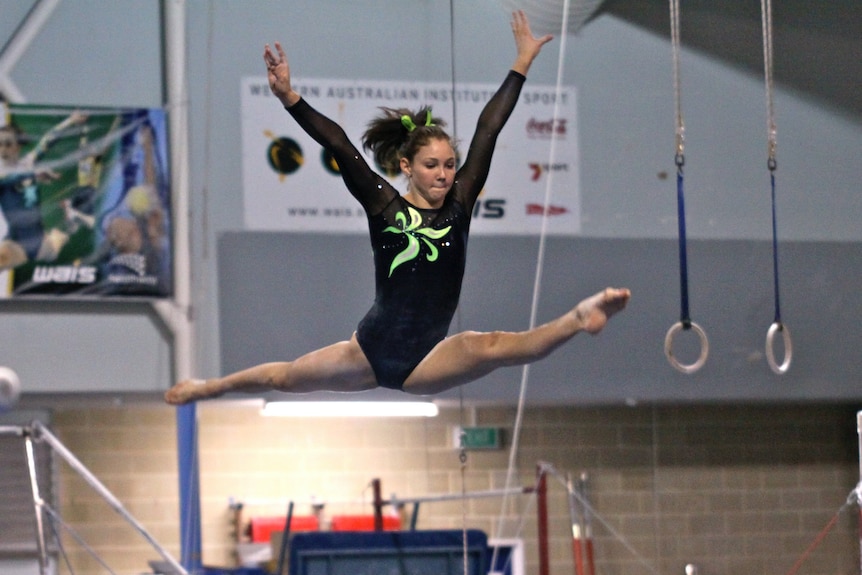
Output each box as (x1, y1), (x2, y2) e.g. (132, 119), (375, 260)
(0, 104), (172, 298)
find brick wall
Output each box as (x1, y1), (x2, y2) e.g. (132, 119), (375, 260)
(49, 402), (859, 575)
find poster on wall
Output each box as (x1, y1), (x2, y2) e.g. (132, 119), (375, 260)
(241, 76), (579, 235)
(0, 104), (172, 298)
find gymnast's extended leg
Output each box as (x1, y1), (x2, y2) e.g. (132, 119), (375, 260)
(400, 287), (631, 396)
(164, 334), (377, 405)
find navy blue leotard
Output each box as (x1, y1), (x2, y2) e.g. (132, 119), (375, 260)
(287, 70), (525, 389)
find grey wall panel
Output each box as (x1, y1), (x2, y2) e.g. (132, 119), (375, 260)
(218, 232), (862, 405)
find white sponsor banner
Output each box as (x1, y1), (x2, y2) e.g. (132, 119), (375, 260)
(241, 76), (579, 235)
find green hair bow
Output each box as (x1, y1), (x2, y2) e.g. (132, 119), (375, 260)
(401, 109), (435, 133)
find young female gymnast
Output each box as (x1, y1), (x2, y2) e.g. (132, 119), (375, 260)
(165, 11), (630, 405)
(0, 112), (87, 272)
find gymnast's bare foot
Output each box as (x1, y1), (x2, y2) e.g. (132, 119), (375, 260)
(575, 287), (631, 334)
(165, 379), (214, 405)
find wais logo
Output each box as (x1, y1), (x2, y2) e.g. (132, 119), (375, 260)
(32, 265), (97, 284)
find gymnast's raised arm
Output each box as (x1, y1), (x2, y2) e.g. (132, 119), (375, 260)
(455, 10), (553, 206)
(262, 42), (395, 213)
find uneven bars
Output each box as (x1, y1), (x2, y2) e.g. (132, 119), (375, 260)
(537, 464), (550, 575)
(380, 485), (535, 508)
(25, 432), (50, 575)
(230, 496), (351, 508)
(30, 421), (188, 575)
(232, 487), (535, 510)
(376, 476), (539, 548)
(0, 425), (25, 436)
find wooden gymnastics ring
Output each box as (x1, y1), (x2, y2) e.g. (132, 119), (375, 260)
(664, 321), (708, 374)
(765, 321), (792, 374)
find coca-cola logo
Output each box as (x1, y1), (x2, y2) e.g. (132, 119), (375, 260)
(526, 117), (567, 139)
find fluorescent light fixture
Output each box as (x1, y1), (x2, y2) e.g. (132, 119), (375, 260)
(261, 401), (438, 418)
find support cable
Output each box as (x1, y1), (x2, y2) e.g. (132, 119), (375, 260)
(546, 466), (661, 575)
(760, 0), (792, 374)
(664, 0), (708, 374)
(783, 490), (856, 575)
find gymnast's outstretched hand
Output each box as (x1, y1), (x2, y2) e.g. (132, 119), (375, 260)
(264, 41), (300, 108)
(510, 10), (554, 76)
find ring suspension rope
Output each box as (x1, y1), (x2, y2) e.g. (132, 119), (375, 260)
(663, 0), (708, 374)
(760, 0), (792, 375)
(492, 1), (572, 570)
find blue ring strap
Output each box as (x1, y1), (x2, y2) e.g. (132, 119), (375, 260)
(676, 156), (691, 327)
(769, 167), (782, 324)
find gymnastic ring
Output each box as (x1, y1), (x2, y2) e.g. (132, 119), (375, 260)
(664, 321), (708, 374)
(765, 321), (792, 375)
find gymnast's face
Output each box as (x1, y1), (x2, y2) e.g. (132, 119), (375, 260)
(401, 137), (456, 209)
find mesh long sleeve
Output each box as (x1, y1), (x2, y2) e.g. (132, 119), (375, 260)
(287, 99), (396, 215)
(453, 70), (526, 209)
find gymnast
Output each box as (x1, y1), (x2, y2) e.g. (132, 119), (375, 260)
(165, 10), (630, 405)
(0, 112), (87, 272)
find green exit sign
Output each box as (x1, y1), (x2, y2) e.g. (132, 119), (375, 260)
(455, 426), (502, 450)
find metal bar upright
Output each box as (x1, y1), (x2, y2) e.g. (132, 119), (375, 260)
(32, 421), (188, 574)
(25, 432), (49, 575)
(373, 478), (384, 531)
(567, 472), (584, 575)
(537, 464), (549, 575)
(161, 0), (200, 569)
